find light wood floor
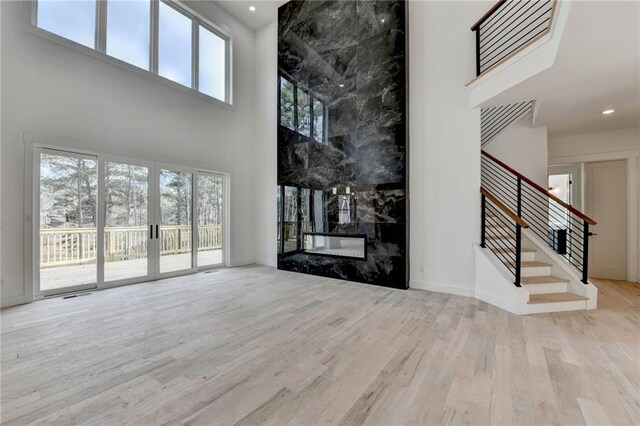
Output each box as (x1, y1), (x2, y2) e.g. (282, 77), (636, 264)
(1, 266), (639, 425)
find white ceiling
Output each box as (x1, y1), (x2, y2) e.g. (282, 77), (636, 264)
(481, 1), (640, 138)
(216, 0), (286, 31)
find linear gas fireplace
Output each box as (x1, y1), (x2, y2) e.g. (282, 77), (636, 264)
(277, 0), (408, 289)
(303, 233), (367, 260)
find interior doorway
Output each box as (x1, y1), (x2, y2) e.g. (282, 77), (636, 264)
(585, 160), (627, 280)
(35, 147), (226, 296)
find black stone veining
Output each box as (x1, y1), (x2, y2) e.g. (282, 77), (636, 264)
(277, 0), (408, 289)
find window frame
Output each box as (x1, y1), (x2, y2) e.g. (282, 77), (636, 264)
(28, 0), (232, 105)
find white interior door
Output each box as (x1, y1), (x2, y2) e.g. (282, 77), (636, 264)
(585, 160), (627, 280)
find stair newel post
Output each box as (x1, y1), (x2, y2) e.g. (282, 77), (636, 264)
(480, 193), (486, 248)
(515, 177), (522, 287)
(515, 223), (522, 287)
(582, 221), (590, 284)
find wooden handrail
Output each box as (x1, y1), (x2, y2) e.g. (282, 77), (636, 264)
(482, 150), (597, 225)
(480, 187), (529, 228)
(471, 0), (507, 31)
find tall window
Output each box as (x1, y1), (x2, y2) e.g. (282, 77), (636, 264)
(34, 0), (230, 103)
(199, 25), (227, 101)
(158, 2), (192, 88)
(37, 0), (96, 48)
(106, 0), (151, 70)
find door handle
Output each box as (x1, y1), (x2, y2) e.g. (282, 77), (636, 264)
(149, 225), (153, 239)
(156, 225), (159, 239)
(588, 232), (598, 236)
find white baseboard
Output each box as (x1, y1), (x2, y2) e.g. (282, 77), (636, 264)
(1, 294), (27, 309)
(474, 289), (516, 313)
(228, 258), (255, 268)
(410, 279), (474, 297)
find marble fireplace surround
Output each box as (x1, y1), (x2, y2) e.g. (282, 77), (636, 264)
(277, 0), (408, 289)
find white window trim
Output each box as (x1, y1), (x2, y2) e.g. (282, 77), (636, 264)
(24, 0), (233, 108)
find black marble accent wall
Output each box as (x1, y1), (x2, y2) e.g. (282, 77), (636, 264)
(277, 0), (408, 289)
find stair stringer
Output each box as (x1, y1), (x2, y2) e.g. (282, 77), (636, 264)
(467, 1), (572, 109)
(474, 229), (598, 314)
(474, 244), (530, 315)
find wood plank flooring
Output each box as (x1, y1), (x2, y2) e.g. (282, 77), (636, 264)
(1, 266), (639, 425)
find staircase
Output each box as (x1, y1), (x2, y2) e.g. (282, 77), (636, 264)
(478, 153), (598, 314)
(468, 1), (597, 314)
(484, 209), (591, 312)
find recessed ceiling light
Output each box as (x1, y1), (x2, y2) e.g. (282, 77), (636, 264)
(381, 18), (385, 23)
(602, 109), (615, 115)
(249, 6), (256, 12)
(339, 83), (345, 88)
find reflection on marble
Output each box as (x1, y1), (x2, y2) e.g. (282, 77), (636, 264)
(304, 234), (366, 259)
(277, 0), (408, 290)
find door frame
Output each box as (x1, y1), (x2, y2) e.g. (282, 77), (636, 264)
(549, 151), (639, 283)
(34, 146), (100, 297)
(27, 141), (230, 300)
(195, 170), (228, 270)
(155, 162), (198, 279)
(99, 155), (157, 290)
(585, 160), (628, 280)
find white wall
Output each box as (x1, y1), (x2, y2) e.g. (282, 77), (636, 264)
(253, 20), (278, 267)
(408, 1), (486, 296)
(485, 121), (549, 187)
(0, 1), (257, 306)
(549, 127), (640, 282)
(549, 127), (639, 160)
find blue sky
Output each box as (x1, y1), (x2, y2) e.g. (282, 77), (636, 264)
(38, 1), (225, 95)
(107, 0), (150, 70)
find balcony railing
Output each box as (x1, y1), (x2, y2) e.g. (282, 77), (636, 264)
(471, 0), (556, 76)
(39, 225), (222, 268)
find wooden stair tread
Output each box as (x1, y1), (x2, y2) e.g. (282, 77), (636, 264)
(521, 276), (569, 285)
(528, 292), (589, 304)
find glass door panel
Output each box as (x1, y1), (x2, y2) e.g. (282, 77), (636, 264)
(159, 169), (193, 274)
(38, 150), (98, 293)
(196, 173), (224, 267)
(104, 161), (150, 282)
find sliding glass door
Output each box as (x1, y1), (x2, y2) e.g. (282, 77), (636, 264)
(158, 168), (194, 275)
(196, 173), (225, 267)
(103, 161), (151, 283)
(36, 148), (226, 295)
(38, 149), (98, 294)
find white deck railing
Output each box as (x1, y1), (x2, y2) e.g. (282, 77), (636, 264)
(40, 225), (222, 268)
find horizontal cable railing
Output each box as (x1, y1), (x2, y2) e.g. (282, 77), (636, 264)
(481, 100), (534, 146)
(480, 187), (530, 286)
(471, 0), (556, 76)
(481, 150), (596, 283)
(39, 225), (222, 268)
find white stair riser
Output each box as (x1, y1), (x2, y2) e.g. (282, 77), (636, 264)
(521, 266), (551, 277)
(493, 251), (536, 261)
(525, 300), (589, 314)
(523, 282), (567, 294)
